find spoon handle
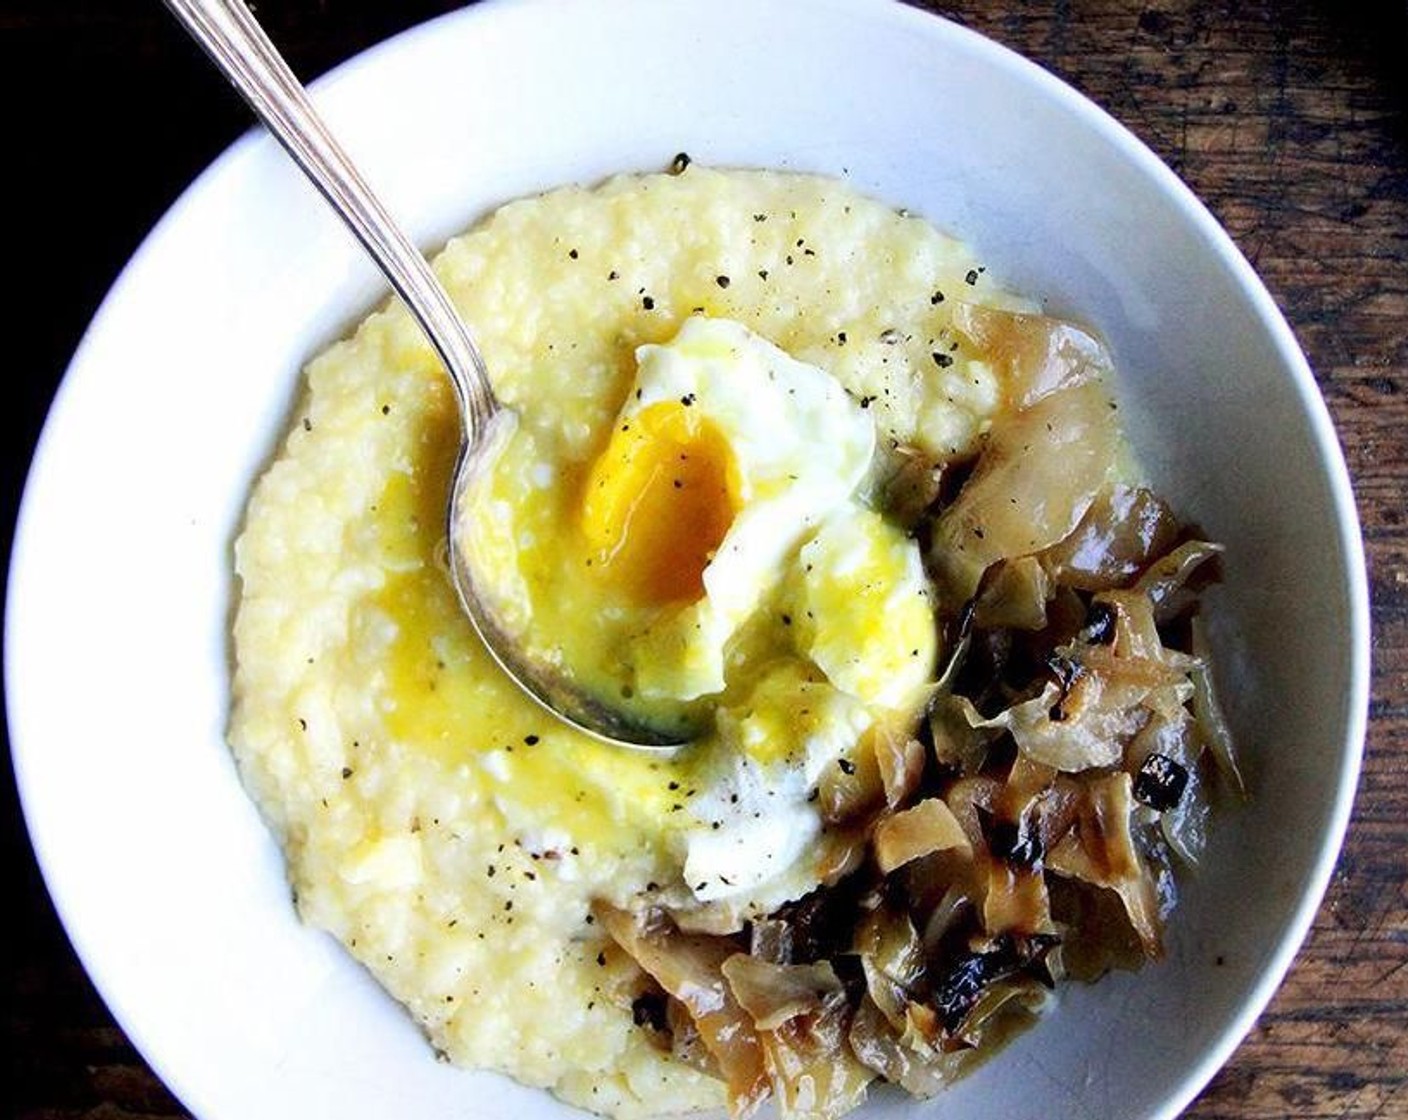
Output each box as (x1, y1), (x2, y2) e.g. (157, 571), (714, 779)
(162, 0), (497, 434)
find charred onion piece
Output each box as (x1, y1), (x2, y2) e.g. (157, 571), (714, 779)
(631, 990), (670, 1033)
(979, 805), (1045, 869)
(931, 934), (1059, 1038)
(1132, 752), (1190, 812)
(1077, 600), (1118, 645)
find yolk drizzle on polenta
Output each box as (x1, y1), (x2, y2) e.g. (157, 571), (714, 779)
(363, 396), (690, 849)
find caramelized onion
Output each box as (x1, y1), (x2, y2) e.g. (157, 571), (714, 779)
(759, 992), (873, 1120)
(1191, 616), (1247, 798)
(1135, 539), (1225, 620)
(973, 556), (1051, 631)
(875, 442), (945, 531)
(722, 955), (844, 1031)
(597, 907), (769, 1116)
(1040, 485), (1179, 591)
(981, 860), (1052, 937)
(854, 906), (927, 1035)
(1045, 774), (1164, 957)
(929, 696), (993, 774)
(953, 587), (1202, 772)
(848, 996), (959, 1097)
(949, 302), (1111, 411)
(818, 742), (885, 826)
(872, 726), (927, 809)
(873, 798), (973, 873)
(932, 382), (1120, 601)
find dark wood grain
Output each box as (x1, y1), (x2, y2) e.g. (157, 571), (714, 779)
(5, 2), (1405, 1118)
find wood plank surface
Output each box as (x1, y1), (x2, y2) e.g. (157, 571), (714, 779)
(5, 2), (1405, 1118)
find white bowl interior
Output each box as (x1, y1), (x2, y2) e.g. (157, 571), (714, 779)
(7, 2), (1366, 1119)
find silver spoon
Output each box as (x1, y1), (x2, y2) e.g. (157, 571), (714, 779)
(165, 0), (686, 750)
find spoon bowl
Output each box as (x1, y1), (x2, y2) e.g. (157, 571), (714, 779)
(164, 0), (687, 750)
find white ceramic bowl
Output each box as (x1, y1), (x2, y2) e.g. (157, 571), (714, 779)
(7, 2), (1368, 1118)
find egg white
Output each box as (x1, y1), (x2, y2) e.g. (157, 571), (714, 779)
(585, 319), (941, 907)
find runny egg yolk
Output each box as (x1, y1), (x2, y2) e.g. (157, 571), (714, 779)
(581, 400), (742, 603)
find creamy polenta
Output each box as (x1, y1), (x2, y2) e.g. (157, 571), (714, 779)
(229, 166), (1134, 1116)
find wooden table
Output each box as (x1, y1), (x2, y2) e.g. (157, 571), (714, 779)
(5, 2), (1404, 1116)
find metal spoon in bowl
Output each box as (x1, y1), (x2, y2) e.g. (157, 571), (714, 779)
(165, 0), (687, 750)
